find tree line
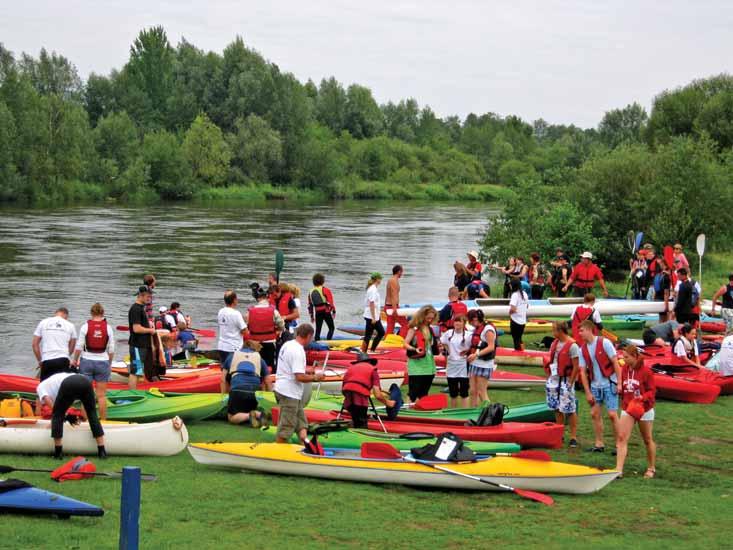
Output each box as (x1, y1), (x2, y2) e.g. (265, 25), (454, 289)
(1, 26), (732, 235)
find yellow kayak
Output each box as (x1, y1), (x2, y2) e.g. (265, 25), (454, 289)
(188, 442), (618, 494)
(320, 334), (405, 350)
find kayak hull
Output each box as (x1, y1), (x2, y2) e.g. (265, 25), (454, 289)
(188, 443), (618, 494)
(0, 483), (104, 517)
(435, 369), (546, 388)
(0, 372), (222, 394)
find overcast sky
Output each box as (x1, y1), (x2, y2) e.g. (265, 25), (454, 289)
(1, 1), (731, 127)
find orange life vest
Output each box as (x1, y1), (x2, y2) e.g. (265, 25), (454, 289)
(580, 337), (615, 381)
(546, 338), (576, 378)
(247, 306), (277, 341)
(342, 363), (376, 397)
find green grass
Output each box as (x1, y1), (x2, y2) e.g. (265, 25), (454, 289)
(4, 329), (732, 549)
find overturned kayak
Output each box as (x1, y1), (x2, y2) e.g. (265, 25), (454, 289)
(258, 426), (521, 454)
(0, 417), (188, 456)
(0, 479), (104, 517)
(188, 443), (618, 494)
(0, 372), (222, 394)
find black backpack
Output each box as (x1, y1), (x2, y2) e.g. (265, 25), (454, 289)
(411, 433), (476, 463)
(467, 403), (506, 426)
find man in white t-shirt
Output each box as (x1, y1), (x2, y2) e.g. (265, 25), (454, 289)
(217, 290), (247, 393)
(274, 324), (324, 444)
(32, 307), (77, 381)
(718, 331), (733, 377)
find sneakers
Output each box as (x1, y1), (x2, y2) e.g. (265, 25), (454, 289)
(586, 446), (605, 453)
(568, 438), (578, 448)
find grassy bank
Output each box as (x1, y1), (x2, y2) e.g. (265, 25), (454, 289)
(4, 327), (732, 549)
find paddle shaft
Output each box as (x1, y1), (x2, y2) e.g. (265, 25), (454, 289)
(0, 465), (157, 481)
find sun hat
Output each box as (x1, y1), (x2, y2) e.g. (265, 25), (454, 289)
(468, 250), (479, 260)
(580, 251), (593, 259)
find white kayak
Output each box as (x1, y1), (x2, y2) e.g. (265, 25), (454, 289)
(0, 417), (188, 456)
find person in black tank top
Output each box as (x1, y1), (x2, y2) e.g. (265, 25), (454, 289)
(712, 274), (733, 330)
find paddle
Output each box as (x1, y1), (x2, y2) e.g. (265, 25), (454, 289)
(360, 443), (554, 505)
(634, 231), (644, 253)
(412, 393), (448, 411)
(0, 464), (157, 481)
(275, 250), (284, 283)
(696, 234), (706, 288)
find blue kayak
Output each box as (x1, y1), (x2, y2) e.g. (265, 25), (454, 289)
(0, 479), (104, 518)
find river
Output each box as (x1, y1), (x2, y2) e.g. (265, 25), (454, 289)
(0, 201), (496, 375)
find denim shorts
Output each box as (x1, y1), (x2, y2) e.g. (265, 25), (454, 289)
(468, 365), (493, 379)
(591, 385), (619, 411)
(79, 358), (111, 383)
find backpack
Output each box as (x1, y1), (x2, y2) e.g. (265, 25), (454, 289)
(310, 288), (326, 308)
(690, 280), (700, 307)
(653, 272), (665, 293)
(466, 403), (506, 426)
(410, 433), (476, 463)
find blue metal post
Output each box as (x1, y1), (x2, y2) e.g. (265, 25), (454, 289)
(119, 466), (141, 550)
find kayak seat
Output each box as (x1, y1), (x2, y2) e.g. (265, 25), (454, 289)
(307, 420), (351, 437)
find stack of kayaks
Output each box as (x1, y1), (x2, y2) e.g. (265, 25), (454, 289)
(0, 417), (188, 456)
(0, 372), (222, 394)
(188, 443), (618, 494)
(435, 369), (546, 388)
(0, 479), (104, 517)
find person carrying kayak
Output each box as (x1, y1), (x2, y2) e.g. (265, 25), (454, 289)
(673, 268), (700, 326)
(550, 254), (572, 297)
(217, 290), (248, 393)
(651, 258), (672, 322)
(453, 262), (473, 296)
(577, 320), (621, 453)
(508, 279), (528, 351)
(225, 340), (268, 428)
(271, 284), (300, 333)
(341, 362), (396, 428)
(246, 287), (284, 377)
(274, 324), (324, 444)
(466, 309), (497, 407)
(466, 251), (483, 281)
(128, 286), (157, 390)
(439, 314), (472, 408)
(527, 253), (547, 299)
(641, 320), (680, 346)
(672, 323), (701, 367)
(71, 303), (114, 420)
(545, 321), (580, 448)
(308, 273), (336, 341)
(404, 306), (438, 404)
(438, 287), (468, 333)
(36, 372), (106, 459)
(569, 293), (603, 342)
(32, 307), (77, 381)
(563, 252), (609, 298)
(711, 273), (733, 331)
(615, 345), (657, 479)
(385, 265), (408, 338)
(362, 273), (385, 353)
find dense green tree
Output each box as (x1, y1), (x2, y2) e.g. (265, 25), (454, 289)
(18, 48), (82, 101)
(291, 124), (344, 187)
(344, 84), (383, 138)
(315, 77), (347, 133)
(142, 130), (190, 198)
(228, 114), (283, 183)
(598, 102), (647, 148)
(92, 111), (140, 182)
(182, 113), (231, 186)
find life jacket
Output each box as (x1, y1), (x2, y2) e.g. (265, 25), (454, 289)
(470, 323), (496, 361)
(723, 283), (733, 309)
(546, 338), (576, 378)
(229, 349), (263, 392)
(157, 312), (176, 332)
(551, 265), (570, 287)
(570, 306), (597, 341)
(674, 337), (695, 359)
(84, 319), (109, 353)
(467, 261), (483, 281)
(529, 263), (545, 285)
(342, 363), (376, 397)
(466, 281), (488, 300)
(407, 329), (434, 359)
(580, 337), (615, 381)
(309, 287), (331, 312)
(275, 292), (294, 317)
(441, 301), (468, 331)
(51, 456), (97, 482)
(512, 264), (528, 282)
(653, 272), (667, 294)
(247, 305), (277, 341)
(572, 263), (599, 287)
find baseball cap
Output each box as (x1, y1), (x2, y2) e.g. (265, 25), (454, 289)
(136, 285), (152, 295)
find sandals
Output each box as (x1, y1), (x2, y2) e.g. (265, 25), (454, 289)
(644, 468), (656, 479)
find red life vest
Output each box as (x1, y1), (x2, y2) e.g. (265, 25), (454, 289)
(572, 263), (601, 288)
(276, 292), (294, 317)
(441, 301), (468, 331)
(580, 337), (615, 381)
(85, 319), (109, 353)
(408, 329), (434, 359)
(342, 363), (376, 397)
(51, 456), (97, 482)
(467, 261), (483, 280)
(571, 306), (597, 341)
(247, 306), (277, 341)
(546, 338), (576, 377)
(470, 323), (496, 360)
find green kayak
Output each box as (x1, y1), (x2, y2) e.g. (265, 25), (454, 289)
(387, 401), (556, 424)
(258, 426), (521, 454)
(104, 390), (227, 423)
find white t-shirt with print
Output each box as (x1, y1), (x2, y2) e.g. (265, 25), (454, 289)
(274, 340), (307, 399)
(217, 307), (247, 352)
(440, 328), (473, 378)
(33, 316), (77, 362)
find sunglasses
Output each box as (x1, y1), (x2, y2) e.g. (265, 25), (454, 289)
(674, 247), (682, 250)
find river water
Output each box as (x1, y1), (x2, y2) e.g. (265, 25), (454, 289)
(0, 201), (495, 375)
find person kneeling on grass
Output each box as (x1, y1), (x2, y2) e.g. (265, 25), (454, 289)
(274, 324), (324, 443)
(36, 372), (106, 459)
(225, 340), (269, 428)
(545, 321), (580, 448)
(616, 345), (657, 479)
(341, 361), (396, 428)
(578, 320), (621, 453)
(439, 314), (471, 408)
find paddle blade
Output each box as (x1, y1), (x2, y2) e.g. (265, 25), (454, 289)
(512, 450), (552, 461)
(634, 232), (644, 253)
(116, 325), (129, 332)
(513, 488), (555, 506)
(696, 234), (706, 256)
(275, 250), (285, 276)
(413, 393), (447, 411)
(626, 230), (635, 252)
(361, 442), (402, 459)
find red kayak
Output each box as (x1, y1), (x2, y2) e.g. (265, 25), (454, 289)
(434, 369), (545, 388)
(0, 372), (221, 394)
(650, 368), (721, 404)
(273, 408), (563, 448)
(700, 321), (726, 334)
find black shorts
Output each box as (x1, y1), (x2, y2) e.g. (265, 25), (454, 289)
(228, 390), (259, 415)
(40, 357), (71, 381)
(260, 342), (277, 371)
(447, 377), (469, 398)
(408, 374), (435, 402)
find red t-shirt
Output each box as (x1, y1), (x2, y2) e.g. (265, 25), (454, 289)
(343, 369), (381, 407)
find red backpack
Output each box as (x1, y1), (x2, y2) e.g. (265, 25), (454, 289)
(85, 319), (109, 353)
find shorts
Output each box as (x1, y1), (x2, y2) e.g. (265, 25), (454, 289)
(275, 391), (307, 440)
(545, 377), (577, 414)
(228, 390), (259, 415)
(219, 350), (234, 371)
(642, 329), (657, 346)
(347, 404), (369, 428)
(468, 365), (494, 379)
(129, 346), (150, 376)
(40, 357), (72, 381)
(591, 385), (619, 411)
(447, 377), (469, 399)
(407, 374), (434, 402)
(621, 408), (655, 422)
(260, 342), (277, 372)
(721, 308), (733, 331)
(78, 358), (111, 382)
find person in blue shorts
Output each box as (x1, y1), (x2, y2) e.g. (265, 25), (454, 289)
(577, 320), (621, 453)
